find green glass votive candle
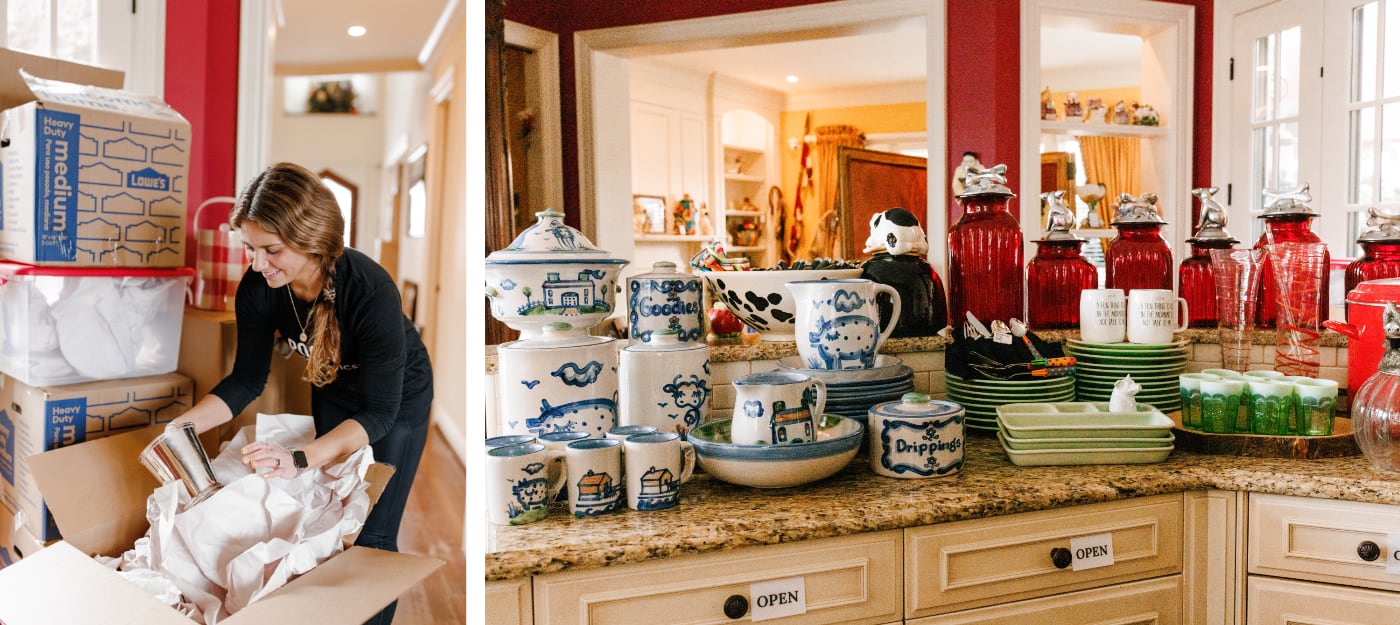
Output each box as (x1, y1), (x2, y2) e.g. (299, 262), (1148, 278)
(1179, 373), (1218, 431)
(1200, 377), (1246, 434)
(1293, 378), (1339, 436)
(1202, 368), (1248, 380)
(1247, 379), (1295, 435)
(1276, 376), (1313, 433)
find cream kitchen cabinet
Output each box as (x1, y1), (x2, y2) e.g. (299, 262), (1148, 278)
(907, 576), (1181, 625)
(1247, 493), (1400, 623)
(487, 578), (533, 625)
(530, 531), (903, 625)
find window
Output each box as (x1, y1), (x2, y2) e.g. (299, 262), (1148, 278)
(1, 0), (163, 96)
(318, 170), (358, 248)
(1341, 0), (1400, 253)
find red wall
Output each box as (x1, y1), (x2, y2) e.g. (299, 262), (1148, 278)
(504, 0), (1215, 228)
(165, 0), (241, 268)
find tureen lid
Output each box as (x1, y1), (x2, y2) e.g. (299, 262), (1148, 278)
(500, 322), (613, 350)
(869, 392), (963, 419)
(1037, 190), (1082, 242)
(487, 208), (629, 264)
(1111, 192), (1167, 226)
(1357, 207), (1400, 242)
(1257, 184), (1319, 218)
(630, 261), (693, 280)
(623, 329), (706, 353)
(955, 164), (1016, 199)
(1187, 187), (1237, 243)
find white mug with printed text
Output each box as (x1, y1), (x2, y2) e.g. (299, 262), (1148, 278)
(1078, 289), (1126, 343)
(1126, 289), (1189, 344)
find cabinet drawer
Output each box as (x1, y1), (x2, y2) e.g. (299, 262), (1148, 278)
(906, 494), (1183, 618)
(1249, 493), (1400, 591)
(1247, 575), (1400, 624)
(487, 578), (533, 625)
(532, 530), (901, 625)
(907, 576), (1181, 625)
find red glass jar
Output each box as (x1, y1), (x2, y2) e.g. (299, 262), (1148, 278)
(1346, 239), (1400, 320)
(1179, 240), (1234, 328)
(948, 167), (1023, 324)
(1255, 216), (1328, 328)
(1027, 239), (1097, 328)
(1105, 223), (1173, 293)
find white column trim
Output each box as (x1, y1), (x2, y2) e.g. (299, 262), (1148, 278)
(236, 0), (276, 192)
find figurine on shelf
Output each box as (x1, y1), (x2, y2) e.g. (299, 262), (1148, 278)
(697, 202), (714, 236)
(1111, 100), (1132, 125)
(1063, 92), (1083, 121)
(1132, 102), (1160, 126)
(633, 199), (648, 235)
(1077, 183), (1107, 229)
(674, 194), (696, 235)
(1084, 97), (1107, 123)
(951, 151), (984, 197)
(1040, 86), (1058, 121)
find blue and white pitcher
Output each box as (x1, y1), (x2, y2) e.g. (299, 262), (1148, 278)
(787, 279), (901, 370)
(731, 371), (826, 446)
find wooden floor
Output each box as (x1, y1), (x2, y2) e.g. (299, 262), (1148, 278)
(392, 423), (467, 625)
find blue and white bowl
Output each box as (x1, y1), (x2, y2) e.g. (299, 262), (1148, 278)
(688, 415), (862, 488)
(701, 268), (863, 342)
(485, 209), (629, 339)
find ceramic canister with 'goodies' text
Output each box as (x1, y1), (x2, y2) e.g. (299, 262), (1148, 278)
(627, 261), (705, 344)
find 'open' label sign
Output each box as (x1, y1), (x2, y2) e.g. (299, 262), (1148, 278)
(749, 577), (806, 621)
(1070, 534), (1115, 571)
(1386, 535), (1400, 574)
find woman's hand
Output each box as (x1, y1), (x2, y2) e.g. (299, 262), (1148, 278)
(241, 440), (299, 479)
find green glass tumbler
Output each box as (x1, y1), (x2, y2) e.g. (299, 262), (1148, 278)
(1200, 378), (1245, 434)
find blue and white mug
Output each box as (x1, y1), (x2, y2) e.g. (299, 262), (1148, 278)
(731, 371), (827, 446)
(622, 432), (695, 511)
(565, 438), (624, 517)
(786, 279), (901, 370)
(485, 442), (564, 526)
(627, 261), (704, 343)
(868, 393), (964, 479)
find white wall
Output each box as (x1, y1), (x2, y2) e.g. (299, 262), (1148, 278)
(268, 75), (388, 255)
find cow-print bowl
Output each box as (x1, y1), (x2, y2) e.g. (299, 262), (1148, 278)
(701, 268), (864, 341)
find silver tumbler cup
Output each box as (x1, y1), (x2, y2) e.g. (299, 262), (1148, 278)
(139, 422), (223, 506)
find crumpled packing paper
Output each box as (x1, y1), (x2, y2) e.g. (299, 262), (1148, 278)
(16, 275), (180, 381)
(97, 413), (375, 624)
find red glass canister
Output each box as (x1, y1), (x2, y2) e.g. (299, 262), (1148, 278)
(948, 164), (1023, 324)
(1104, 192), (1173, 294)
(1178, 187), (1238, 328)
(1026, 191), (1097, 329)
(1345, 211), (1400, 321)
(1254, 185), (1328, 329)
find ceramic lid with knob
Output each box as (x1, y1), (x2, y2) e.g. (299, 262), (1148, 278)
(622, 329), (707, 353)
(499, 322), (615, 351)
(1111, 192), (1168, 226)
(869, 392), (964, 420)
(486, 208), (629, 265)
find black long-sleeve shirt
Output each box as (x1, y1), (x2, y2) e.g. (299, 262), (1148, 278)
(211, 248), (432, 442)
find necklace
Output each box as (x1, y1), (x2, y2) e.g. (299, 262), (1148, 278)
(287, 285), (313, 342)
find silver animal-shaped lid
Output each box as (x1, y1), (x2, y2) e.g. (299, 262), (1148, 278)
(1038, 191), (1082, 242)
(1358, 207), (1400, 243)
(1256, 183), (1319, 218)
(1187, 187), (1236, 243)
(956, 164), (1016, 198)
(1111, 192), (1167, 226)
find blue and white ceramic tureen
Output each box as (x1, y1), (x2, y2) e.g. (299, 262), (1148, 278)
(485, 209), (630, 338)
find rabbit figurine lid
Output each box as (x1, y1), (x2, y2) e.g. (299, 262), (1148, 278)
(1037, 191), (1082, 242)
(1256, 183), (1319, 218)
(488, 208), (628, 264)
(1111, 192), (1167, 226)
(864, 207), (930, 256)
(1187, 187), (1237, 244)
(955, 164), (1016, 198)
(1358, 207), (1400, 243)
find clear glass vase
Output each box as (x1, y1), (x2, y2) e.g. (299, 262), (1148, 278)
(1267, 242), (1328, 377)
(1210, 248), (1267, 371)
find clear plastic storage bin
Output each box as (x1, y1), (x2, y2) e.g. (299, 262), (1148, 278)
(0, 262), (194, 386)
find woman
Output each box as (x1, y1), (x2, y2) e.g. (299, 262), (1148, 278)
(173, 162), (433, 625)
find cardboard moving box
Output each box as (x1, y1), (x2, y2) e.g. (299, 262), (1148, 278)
(0, 425), (444, 624)
(0, 51), (189, 267)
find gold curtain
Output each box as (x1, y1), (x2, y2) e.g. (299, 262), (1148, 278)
(1079, 135), (1141, 228)
(805, 124), (864, 259)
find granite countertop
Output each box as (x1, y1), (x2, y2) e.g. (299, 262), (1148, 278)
(486, 433), (1393, 582)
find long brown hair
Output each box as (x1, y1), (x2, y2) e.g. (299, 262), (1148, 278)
(232, 162), (346, 386)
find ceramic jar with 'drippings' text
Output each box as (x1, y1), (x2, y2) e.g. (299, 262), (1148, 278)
(496, 322), (619, 438)
(626, 261), (704, 344)
(619, 330), (711, 437)
(868, 392), (964, 478)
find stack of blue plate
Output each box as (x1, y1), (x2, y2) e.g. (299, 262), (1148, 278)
(945, 372), (1077, 433)
(777, 355), (915, 423)
(1064, 339), (1188, 412)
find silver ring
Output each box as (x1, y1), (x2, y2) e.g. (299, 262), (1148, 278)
(275, 458), (281, 468)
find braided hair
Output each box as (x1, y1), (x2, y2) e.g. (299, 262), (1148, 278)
(232, 162), (346, 386)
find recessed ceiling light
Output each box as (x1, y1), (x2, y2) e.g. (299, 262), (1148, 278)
(785, 75), (799, 83)
(348, 25), (367, 37)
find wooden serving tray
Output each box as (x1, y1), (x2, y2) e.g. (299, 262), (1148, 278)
(1169, 412), (1361, 459)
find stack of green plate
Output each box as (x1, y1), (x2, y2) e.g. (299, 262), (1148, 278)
(1063, 339), (1188, 412)
(995, 402), (1176, 466)
(945, 372), (1076, 433)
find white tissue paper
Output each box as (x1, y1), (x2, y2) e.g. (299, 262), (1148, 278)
(112, 413), (375, 624)
(46, 275), (182, 379)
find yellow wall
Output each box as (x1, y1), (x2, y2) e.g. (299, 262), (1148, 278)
(778, 102), (926, 261)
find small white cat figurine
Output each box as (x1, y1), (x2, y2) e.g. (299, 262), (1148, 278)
(1109, 376), (1141, 412)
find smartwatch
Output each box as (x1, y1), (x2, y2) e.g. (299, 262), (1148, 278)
(290, 449), (309, 473)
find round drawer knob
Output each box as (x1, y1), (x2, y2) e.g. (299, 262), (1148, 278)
(1050, 547), (1072, 569)
(1358, 540), (1382, 562)
(723, 594), (749, 619)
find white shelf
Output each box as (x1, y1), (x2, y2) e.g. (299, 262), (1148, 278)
(722, 144), (763, 155)
(636, 234), (714, 243)
(725, 245), (765, 253)
(724, 173), (765, 183)
(1040, 120), (1168, 138)
(726, 210), (763, 218)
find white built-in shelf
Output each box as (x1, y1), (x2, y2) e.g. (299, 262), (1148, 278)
(725, 245), (764, 253)
(636, 234), (715, 243)
(722, 144), (763, 154)
(726, 210), (763, 218)
(724, 173), (765, 183)
(1040, 121), (1168, 138)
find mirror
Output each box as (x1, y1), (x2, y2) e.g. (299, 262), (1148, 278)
(836, 147), (928, 260)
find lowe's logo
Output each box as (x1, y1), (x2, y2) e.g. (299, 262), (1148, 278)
(128, 166), (170, 191)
